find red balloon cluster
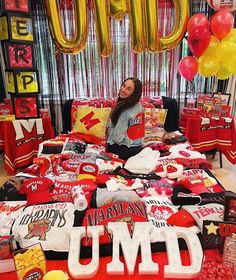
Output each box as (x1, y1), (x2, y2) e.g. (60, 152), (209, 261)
(178, 10), (235, 81)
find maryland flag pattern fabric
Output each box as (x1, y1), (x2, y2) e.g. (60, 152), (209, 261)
(73, 106), (111, 139)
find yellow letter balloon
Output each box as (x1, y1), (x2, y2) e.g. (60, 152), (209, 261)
(109, 0), (128, 20)
(143, 0), (159, 52)
(44, 0), (88, 54)
(198, 56), (220, 77)
(159, 0), (189, 51)
(92, 0), (112, 56)
(129, 0), (145, 52)
(130, 0), (189, 52)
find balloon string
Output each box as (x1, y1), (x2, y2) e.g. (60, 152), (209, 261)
(190, 81), (195, 97)
(212, 75), (218, 94)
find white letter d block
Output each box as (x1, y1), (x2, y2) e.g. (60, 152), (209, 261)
(163, 227), (203, 279)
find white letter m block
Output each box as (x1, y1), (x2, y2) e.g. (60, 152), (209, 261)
(107, 222), (158, 275)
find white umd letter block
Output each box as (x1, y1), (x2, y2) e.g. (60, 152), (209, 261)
(162, 227), (203, 279)
(107, 222), (158, 275)
(68, 226), (104, 279)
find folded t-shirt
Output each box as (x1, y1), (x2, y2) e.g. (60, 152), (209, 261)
(82, 201), (147, 246)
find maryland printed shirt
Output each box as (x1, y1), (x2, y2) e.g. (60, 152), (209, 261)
(12, 202), (75, 252)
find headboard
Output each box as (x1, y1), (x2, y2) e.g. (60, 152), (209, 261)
(62, 96), (179, 133)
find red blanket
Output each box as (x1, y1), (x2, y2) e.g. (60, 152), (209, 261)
(180, 115), (236, 164)
(2, 249), (218, 280)
(0, 118), (55, 174)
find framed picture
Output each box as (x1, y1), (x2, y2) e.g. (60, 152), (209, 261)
(224, 191), (236, 223)
(11, 95), (39, 119)
(212, 93), (231, 105)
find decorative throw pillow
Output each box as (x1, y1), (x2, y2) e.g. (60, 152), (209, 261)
(145, 108), (168, 136)
(72, 106), (111, 139)
(71, 98), (115, 128)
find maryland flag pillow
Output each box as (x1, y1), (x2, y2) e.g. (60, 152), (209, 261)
(72, 106), (111, 139)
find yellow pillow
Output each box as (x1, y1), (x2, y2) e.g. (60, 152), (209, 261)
(72, 106), (111, 139)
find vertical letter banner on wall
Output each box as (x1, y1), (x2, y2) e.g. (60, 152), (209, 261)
(0, 0), (40, 119)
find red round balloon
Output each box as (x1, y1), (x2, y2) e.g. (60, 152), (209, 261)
(210, 11), (234, 40)
(187, 13), (209, 33)
(188, 27), (211, 58)
(178, 56), (198, 81)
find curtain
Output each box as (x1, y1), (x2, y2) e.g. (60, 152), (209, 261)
(226, 75), (236, 121)
(31, 0), (234, 134)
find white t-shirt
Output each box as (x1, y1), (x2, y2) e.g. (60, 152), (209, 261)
(12, 202), (76, 252)
(0, 201), (27, 235)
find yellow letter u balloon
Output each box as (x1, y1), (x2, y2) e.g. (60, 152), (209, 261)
(109, 0), (128, 20)
(44, 0), (88, 54)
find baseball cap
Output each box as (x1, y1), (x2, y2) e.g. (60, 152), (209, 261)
(20, 177), (53, 205)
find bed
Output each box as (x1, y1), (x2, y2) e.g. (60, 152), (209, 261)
(0, 96), (230, 279)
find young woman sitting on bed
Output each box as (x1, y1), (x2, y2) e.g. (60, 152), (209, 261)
(106, 77), (145, 161)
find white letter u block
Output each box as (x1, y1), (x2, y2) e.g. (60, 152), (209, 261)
(68, 226), (104, 279)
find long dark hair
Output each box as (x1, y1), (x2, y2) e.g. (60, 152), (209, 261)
(110, 77), (142, 125)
